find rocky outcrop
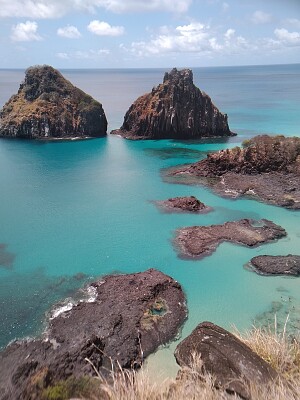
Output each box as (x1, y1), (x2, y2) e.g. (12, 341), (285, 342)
(155, 196), (211, 213)
(0, 269), (187, 400)
(167, 135), (300, 209)
(111, 68), (233, 140)
(174, 219), (286, 259)
(247, 255), (300, 276)
(175, 321), (278, 399)
(0, 65), (107, 139)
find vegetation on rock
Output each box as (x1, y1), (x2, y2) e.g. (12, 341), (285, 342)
(0, 65), (107, 139)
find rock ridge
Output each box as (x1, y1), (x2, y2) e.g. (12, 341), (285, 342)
(111, 68), (234, 140)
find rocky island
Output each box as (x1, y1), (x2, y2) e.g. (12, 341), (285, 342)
(0, 65), (107, 139)
(0, 269), (187, 399)
(155, 195), (211, 213)
(111, 68), (234, 140)
(247, 255), (300, 276)
(174, 218), (286, 259)
(166, 135), (300, 209)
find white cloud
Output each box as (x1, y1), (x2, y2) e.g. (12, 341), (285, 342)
(251, 10), (272, 24)
(11, 20), (42, 41)
(124, 22), (253, 58)
(87, 20), (124, 36)
(56, 49), (110, 60)
(284, 18), (300, 29)
(224, 28), (235, 40)
(57, 25), (81, 39)
(0, 0), (191, 18)
(274, 28), (300, 45)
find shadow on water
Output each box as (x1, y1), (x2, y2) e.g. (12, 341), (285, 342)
(0, 244), (15, 270)
(0, 267), (92, 349)
(143, 147), (213, 160)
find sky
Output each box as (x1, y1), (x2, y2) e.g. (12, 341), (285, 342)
(0, 0), (300, 68)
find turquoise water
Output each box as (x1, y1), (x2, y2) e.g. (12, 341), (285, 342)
(0, 65), (299, 376)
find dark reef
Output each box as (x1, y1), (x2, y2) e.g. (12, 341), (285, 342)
(155, 196), (211, 213)
(247, 255), (300, 276)
(0, 65), (107, 139)
(0, 269), (186, 400)
(111, 68), (233, 140)
(174, 218), (286, 259)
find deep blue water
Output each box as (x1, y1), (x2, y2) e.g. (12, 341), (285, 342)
(0, 64), (299, 377)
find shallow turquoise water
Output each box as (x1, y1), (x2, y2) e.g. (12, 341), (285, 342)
(0, 66), (299, 375)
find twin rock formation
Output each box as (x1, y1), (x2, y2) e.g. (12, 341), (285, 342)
(0, 66), (107, 139)
(0, 66), (232, 140)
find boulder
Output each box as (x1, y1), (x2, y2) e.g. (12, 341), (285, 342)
(174, 218), (286, 259)
(175, 321), (278, 399)
(111, 68), (233, 139)
(155, 196), (210, 213)
(0, 65), (107, 139)
(0, 269), (187, 400)
(248, 255), (300, 276)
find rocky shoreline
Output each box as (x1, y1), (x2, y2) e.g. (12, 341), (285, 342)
(166, 135), (300, 209)
(0, 269), (187, 399)
(174, 219), (287, 259)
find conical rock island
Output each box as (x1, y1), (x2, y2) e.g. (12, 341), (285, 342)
(0, 65), (107, 139)
(111, 68), (233, 139)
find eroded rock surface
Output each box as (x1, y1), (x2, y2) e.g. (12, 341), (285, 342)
(155, 196), (210, 213)
(0, 269), (187, 400)
(248, 255), (300, 276)
(174, 219), (286, 259)
(111, 68), (233, 140)
(175, 321), (278, 400)
(167, 135), (300, 209)
(0, 65), (107, 139)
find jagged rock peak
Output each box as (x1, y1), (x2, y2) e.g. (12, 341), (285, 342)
(0, 64), (107, 139)
(111, 67), (234, 140)
(163, 68), (193, 85)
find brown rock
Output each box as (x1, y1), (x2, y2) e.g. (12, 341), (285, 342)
(0, 269), (187, 400)
(111, 68), (233, 140)
(0, 65), (107, 139)
(247, 255), (300, 276)
(156, 196), (211, 213)
(174, 218), (286, 259)
(175, 321), (278, 399)
(166, 135), (300, 209)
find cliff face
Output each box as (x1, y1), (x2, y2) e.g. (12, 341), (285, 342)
(0, 65), (107, 139)
(111, 68), (233, 140)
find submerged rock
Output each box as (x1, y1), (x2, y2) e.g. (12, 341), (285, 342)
(248, 255), (300, 276)
(174, 219), (286, 259)
(167, 135), (300, 209)
(0, 269), (186, 400)
(0, 65), (107, 139)
(111, 68), (233, 140)
(175, 321), (278, 399)
(155, 196), (211, 213)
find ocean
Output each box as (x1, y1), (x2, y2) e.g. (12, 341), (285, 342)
(0, 64), (299, 378)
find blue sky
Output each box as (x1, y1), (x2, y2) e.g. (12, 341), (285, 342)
(0, 0), (300, 68)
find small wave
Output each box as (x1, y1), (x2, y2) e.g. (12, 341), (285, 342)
(49, 301), (74, 320)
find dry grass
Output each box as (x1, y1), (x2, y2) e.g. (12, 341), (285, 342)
(95, 321), (300, 400)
